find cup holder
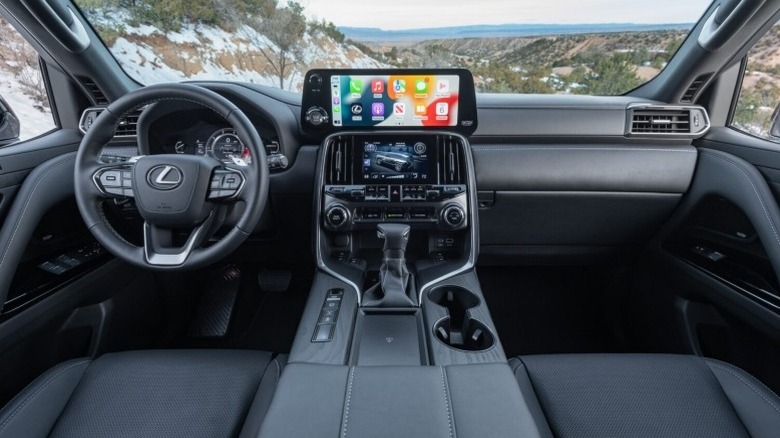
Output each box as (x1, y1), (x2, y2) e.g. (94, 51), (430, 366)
(428, 286), (495, 352)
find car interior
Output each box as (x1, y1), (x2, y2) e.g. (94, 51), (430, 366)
(1, 0), (780, 436)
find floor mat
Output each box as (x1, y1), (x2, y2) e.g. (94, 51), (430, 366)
(171, 264), (313, 353)
(477, 266), (628, 357)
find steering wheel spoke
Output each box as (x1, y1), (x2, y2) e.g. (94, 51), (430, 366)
(92, 162), (136, 199)
(143, 213), (216, 266)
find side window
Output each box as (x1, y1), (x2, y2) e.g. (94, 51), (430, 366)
(0, 15), (56, 143)
(731, 20), (780, 141)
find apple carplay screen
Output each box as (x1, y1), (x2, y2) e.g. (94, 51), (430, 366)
(356, 137), (434, 184)
(302, 69), (478, 135)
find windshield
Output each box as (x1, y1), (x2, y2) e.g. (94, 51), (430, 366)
(78, 0), (712, 95)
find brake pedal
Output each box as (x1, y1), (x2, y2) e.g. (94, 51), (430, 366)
(188, 265), (240, 337)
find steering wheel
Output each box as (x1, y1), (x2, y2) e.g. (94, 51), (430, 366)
(74, 83), (268, 270)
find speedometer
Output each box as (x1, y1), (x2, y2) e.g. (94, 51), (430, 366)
(205, 128), (250, 164)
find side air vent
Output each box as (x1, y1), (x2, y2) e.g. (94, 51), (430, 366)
(326, 136), (353, 184)
(79, 108), (142, 137)
(681, 73), (712, 103)
(627, 104), (710, 138)
(115, 110), (141, 137)
(78, 77), (109, 105)
(438, 135), (465, 184)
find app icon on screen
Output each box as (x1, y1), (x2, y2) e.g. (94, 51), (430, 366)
(349, 80), (363, 94)
(371, 103), (385, 116)
(351, 104), (363, 115)
(371, 80), (384, 94)
(393, 79), (406, 93)
(415, 79), (428, 94)
(415, 102), (427, 116)
(436, 80), (450, 94)
(393, 103), (405, 115)
(436, 102), (449, 116)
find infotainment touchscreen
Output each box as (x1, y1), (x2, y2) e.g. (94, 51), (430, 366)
(302, 69), (478, 135)
(332, 74), (460, 128)
(356, 137), (434, 183)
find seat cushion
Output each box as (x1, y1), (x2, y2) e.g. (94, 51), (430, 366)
(0, 349), (282, 438)
(511, 354), (780, 438)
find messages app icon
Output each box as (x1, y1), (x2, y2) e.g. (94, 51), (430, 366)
(349, 80), (362, 94)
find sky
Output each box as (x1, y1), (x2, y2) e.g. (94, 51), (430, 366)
(294, 0), (714, 30)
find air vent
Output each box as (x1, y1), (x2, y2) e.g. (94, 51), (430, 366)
(326, 136), (353, 184)
(78, 77), (109, 105)
(114, 110), (141, 137)
(438, 135), (465, 184)
(627, 104), (710, 137)
(681, 73), (712, 103)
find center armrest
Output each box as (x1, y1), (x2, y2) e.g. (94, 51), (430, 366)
(257, 362), (550, 438)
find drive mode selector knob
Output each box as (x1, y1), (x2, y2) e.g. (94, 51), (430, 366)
(325, 204), (350, 230)
(441, 205), (466, 228)
(305, 106), (329, 126)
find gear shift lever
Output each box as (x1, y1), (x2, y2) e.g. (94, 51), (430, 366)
(363, 223), (416, 307)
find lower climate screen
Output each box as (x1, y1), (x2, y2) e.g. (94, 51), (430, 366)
(359, 139), (432, 183)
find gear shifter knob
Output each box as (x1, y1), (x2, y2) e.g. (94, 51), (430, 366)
(377, 223), (410, 253)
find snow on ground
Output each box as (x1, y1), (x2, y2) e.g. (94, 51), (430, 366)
(87, 9), (387, 91)
(0, 68), (55, 142)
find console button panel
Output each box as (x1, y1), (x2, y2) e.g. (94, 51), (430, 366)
(311, 289), (344, 343)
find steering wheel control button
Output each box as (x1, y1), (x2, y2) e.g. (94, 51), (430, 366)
(147, 165), (183, 190)
(208, 169), (245, 200)
(99, 170), (122, 187)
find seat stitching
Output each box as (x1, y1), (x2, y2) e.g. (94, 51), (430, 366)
(706, 358), (780, 401)
(0, 359), (91, 433)
(440, 366), (454, 438)
(0, 155), (76, 273)
(342, 367), (355, 438)
(707, 362), (780, 416)
(700, 151), (780, 248)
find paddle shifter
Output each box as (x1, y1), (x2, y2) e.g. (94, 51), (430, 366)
(363, 223), (416, 307)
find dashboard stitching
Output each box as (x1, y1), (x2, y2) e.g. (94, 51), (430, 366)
(0, 154), (76, 277)
(700, 151), (780, 249)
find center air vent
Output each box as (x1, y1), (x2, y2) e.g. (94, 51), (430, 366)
(438, 135), (465, 184)
(627, 105), (710, 138)
(326, 136), (353, 184)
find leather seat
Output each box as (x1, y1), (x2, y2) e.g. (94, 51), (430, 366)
(510, 354), (780, 438)
(0, 349), (285, 438)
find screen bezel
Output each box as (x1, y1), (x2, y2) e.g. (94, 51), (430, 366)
(302, 68), (478, 136)
(354, 135), (437, 184)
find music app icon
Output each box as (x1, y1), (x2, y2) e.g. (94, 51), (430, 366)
(371, 80), (384, 94)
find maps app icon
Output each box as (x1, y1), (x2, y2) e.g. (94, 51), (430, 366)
(393, 79), (406, 93)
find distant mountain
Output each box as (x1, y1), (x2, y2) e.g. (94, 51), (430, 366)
(341, 23), (693, 42)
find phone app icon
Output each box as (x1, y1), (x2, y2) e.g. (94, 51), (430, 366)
(393, 79), (406, 93)
(333, 106), (341, 113)
(415, 102), (427, 116)
(436, 102), (449, 116)
(371, 80), (384, 94)
(436, 80), (449, 94)
(415, 79), (428, 94)
(371, 102), (385, 116)
(349, 80), (362, 94)
(393, 103), (405, 115)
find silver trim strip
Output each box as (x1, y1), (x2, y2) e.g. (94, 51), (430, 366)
(314, 130), (479, 307)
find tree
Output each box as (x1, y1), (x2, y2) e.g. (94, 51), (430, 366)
(580, 53), (642, 95)
(241, 1), (306, 90)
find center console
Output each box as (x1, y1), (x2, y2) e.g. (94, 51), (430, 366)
(268, 69), (541, 437)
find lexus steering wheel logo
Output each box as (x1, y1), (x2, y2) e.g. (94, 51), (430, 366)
(147, 165), (183, 190)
